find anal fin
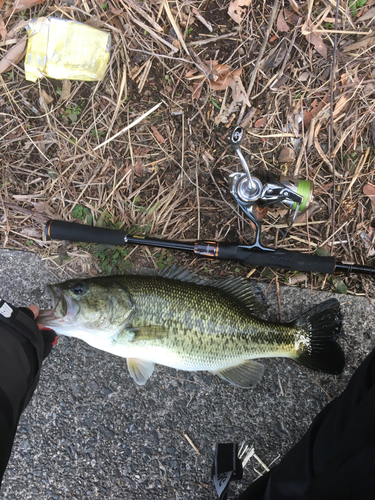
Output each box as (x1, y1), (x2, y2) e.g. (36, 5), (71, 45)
(211, 360), (265, 388)
(127, 358), (155, 385)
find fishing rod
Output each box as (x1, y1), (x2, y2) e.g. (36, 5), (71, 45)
(44, 126), (375, 276)
(44, 221), (375, 276)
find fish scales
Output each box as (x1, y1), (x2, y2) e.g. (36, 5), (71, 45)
(38, 270), (345, 388)
(117, 275), (296, 370)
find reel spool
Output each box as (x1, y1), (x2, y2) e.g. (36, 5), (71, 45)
(278, 176), (314, 214)
(229, 126), (314, 246)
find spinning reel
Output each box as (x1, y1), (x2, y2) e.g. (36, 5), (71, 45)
(229, 126), (314, 250)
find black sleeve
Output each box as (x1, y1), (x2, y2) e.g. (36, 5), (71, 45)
(237, 347), (375, 500)
(0, 300), (45, 485)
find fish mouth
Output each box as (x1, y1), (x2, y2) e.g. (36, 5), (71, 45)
(38, 285), (74, 325)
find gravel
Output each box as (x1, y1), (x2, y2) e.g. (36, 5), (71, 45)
(0, 249), (374, 500)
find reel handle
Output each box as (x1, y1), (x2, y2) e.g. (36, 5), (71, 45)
(230, 126), (244, 151)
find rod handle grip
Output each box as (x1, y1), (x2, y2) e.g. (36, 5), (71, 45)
(218, 245), (336, 274)
(45, 220), (127, 246)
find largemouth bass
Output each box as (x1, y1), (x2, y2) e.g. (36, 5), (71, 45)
(38, 268), (345, 388)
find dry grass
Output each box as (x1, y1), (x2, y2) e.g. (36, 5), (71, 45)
(1, 0), (375, 297)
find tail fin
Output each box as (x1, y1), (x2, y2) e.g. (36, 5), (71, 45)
(294, 299), (345, 374)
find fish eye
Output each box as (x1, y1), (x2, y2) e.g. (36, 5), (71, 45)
(72, 282), (85, 295)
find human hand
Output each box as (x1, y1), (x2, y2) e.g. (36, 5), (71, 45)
(23, 305), (57, 358)
(27, 305), (46, 329)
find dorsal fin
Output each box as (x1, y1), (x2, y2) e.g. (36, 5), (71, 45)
(158, 265), (208, 284)
(210, 277), (267, 317)
(158, 266), (267, 317)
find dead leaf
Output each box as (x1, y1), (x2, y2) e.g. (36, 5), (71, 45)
(286, 106), (300, 136)
(151, 125), (166, 144)
(20, 227), (41, 238)
(289, 273), (308, 285)
(295, 201), (321, 224)
(0, 0), (6, 9)
(263, 43), (287, 70)
(40, 89), (54, 105)
(110, 5), (123, 16)
(303, 19), (327, 58)
(253, 204), (268, 222)
(214, 73), (250, 124)
(211, 65), (242, 91)
(192, 7), (213, 32)
(0, 38), (26, 74)
(186, 60), (248, 119)
(254, 117), (267, 128)
(310, 91), (330, 119)
(303, 110), (312, 129)
(283, 9), (301, 25)
(209, 64), (232, 90)
(333, 94), (349, 118)
(343, 34), (375, 53)
(7, 19), (29, 38)
(298, 71), (310, 82)
(277, 10), (289, 32)
(278, 147), (295, 164)
(186, 61), (241, 94)
(360, 231), (375, 257)
(288, 0), (299, 12)
(270, 207), (288, 219)
(363, 184), (375, 206)
(307, 32), (327, 58)
(110, 16), (124, 32)
(4, 0), (45, 16)
(363, 82), (375, 97)
(0, 15), (7, 42)
(228, 0), (252, 25)
(229, 75), (250, 107)
(358, 6), (375, 21)
(84, 16), (106, 29)
(60, 79), (71, 101)
(30, 201), (56, 218)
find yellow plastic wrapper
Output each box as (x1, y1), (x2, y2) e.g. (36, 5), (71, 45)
(25, 17), (111, 82)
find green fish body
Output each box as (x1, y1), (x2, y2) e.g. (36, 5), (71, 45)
(39, 268), (345, 388)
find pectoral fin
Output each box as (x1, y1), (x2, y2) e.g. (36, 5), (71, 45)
(118, 325), (168, 342)
(211, 360), (265, 388)
(127, 358), (155, 385)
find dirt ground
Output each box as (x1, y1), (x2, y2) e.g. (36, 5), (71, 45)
(1, 2), (375, 292)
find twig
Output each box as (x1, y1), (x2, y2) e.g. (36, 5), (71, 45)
(119, 0), (163, 32)
(339, 148), (371, 205)
(93, 103), (162, 151)
(187, 33), (237, 47)
(237, 0), (280, 124)
(329, 0), (340, 255)
(163, 0), (190, 57)
(290, 360), (330, 399)
(183, 433), (201, 455)
(128, 14), (178, 53)
(272, 18), (302, 90)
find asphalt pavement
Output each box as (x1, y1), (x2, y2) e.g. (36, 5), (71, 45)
(0, 249), (374, 500)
